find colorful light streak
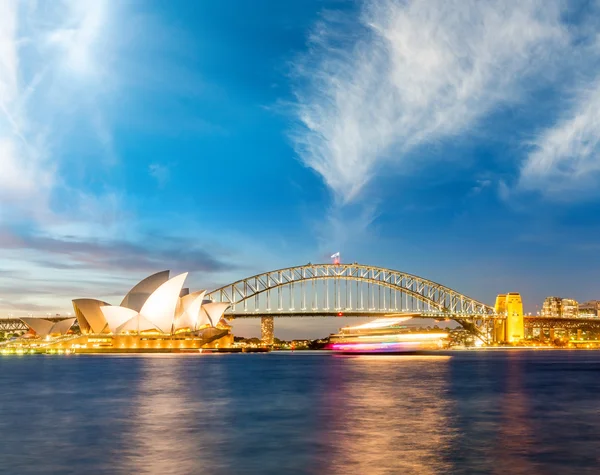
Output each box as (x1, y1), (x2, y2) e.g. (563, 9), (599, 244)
(330, 341), (422, 352)
(354, 332), (448, 341)
(344, 317), (413, 330)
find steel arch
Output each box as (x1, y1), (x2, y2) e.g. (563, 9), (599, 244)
(206, 263), (495, 315)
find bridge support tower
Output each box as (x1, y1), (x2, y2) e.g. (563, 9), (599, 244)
(493, 294), (507, 343)
(494, 293), (524, 343)
(261, 316), (274, 346)
(506, 293), (524, 343)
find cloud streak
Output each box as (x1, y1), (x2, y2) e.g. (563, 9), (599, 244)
(149, 163), (170, 188)
(0, 0), (117, 220)
(0, 0), (54, 215)
(519, 77), (600, 197)
(0, 226), (234, 274)
(292, 0), (566, 204)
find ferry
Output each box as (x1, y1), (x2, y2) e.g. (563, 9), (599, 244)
(326, 317), (448, 354)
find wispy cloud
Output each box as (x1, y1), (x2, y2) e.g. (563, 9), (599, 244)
(0, 225), (234, 274)
(518, 78), (600, 197)
(292, 0), (566, 204)
(148, 163), (170, 188)
(0, 0), (53, 217)
(45, 0), (109, 78)
(470, 179), (492, 195)
(0, 0), (126, 224)
(0, 221), (239, 314)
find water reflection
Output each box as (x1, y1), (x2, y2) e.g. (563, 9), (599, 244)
(114, 355), (230, 475)
(2, 352), (600, 474)
(317, 355), (454, 475)
(490, 355), (540, 475)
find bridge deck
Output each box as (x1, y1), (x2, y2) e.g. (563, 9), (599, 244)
(2, 314), (600, 332)
(224, 311), (498, 319)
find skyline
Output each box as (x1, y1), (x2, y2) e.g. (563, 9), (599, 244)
(2, 0), (600, 339)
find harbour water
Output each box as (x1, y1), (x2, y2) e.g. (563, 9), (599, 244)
(1, 350), (599, 474)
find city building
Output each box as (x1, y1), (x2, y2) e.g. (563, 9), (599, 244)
(579, 300), (600, 318)
(15, 271), (233, 353)
(561, 299), (579, 319)
(541, 296), (579, 318)
(541, 296), (562, 318)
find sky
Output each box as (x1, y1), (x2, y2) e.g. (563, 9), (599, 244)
(2, 0), (600, 339)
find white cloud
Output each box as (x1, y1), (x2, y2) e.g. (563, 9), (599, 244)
(0, 0), (117, 220)
(46, 0), (109, 77)
(148, 163), (170, 188)
(0, 0), (18, 106)
(292, 0), (567, 204)
(0, 0), (53, 217)
(518, 78), (600, 197)
(471, 179), (492, 195)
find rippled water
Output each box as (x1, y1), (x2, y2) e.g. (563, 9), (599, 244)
(1, 351), (599, 474)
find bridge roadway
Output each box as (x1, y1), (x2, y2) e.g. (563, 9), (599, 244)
(225, 312), (600, 337)
(3, 313), (600, 333)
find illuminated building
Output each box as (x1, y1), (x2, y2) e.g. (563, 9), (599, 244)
(541, 296), (579, 318)
(561, 299), (579, 319)
(20, 317), (76, 338)
(541, 296), (562, 318)
(261, 316), (274, 345)
(579, 301), (600, 318)
(494, 293), (524, 343)
(15, 271), (233, 353)
(327, 317), (447, 353)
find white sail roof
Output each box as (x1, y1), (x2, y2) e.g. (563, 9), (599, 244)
(20, 318), (76, 338)
(72, 299), (110, 334)
(175, 290), (206, 332)
(116, 314), (161, 334)
(101, 306), (139, 333)
(49, 318), (76, 335)
(198, 306), (212, 327)
(202, 302), (230, 327)
(120, 270), (170, 312)
(21, 318), (56, 338)
(140, 272), (188, 333)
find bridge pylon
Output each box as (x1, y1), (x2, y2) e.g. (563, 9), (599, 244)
(493, 293), (524, 343)
(261, 316), (274, 345)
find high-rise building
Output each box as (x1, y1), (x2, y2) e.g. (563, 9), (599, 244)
(261, 316), (274, 345)
(579, 301), (600, 318)
(541, 296), (579, 318)
(541, 296), (562, 318)
(561, 299), (579, 319)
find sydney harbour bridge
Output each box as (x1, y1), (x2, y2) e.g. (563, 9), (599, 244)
(203, 263), (599, 344)
(2, 263), (599, 343)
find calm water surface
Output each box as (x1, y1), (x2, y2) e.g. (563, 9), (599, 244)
(1, 350), (599, 474)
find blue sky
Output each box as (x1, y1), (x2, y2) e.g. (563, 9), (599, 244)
(2, 0), (600, 338)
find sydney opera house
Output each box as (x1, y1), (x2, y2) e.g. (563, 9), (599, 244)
(15, 271), (233, 353)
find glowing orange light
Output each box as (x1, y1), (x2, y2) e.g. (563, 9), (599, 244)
(337, 312), (343, 316)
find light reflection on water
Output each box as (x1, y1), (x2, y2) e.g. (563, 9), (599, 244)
(316, 356), (454, 474)
(489, 356), (539, 475)
(1, 351), (600, 474)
